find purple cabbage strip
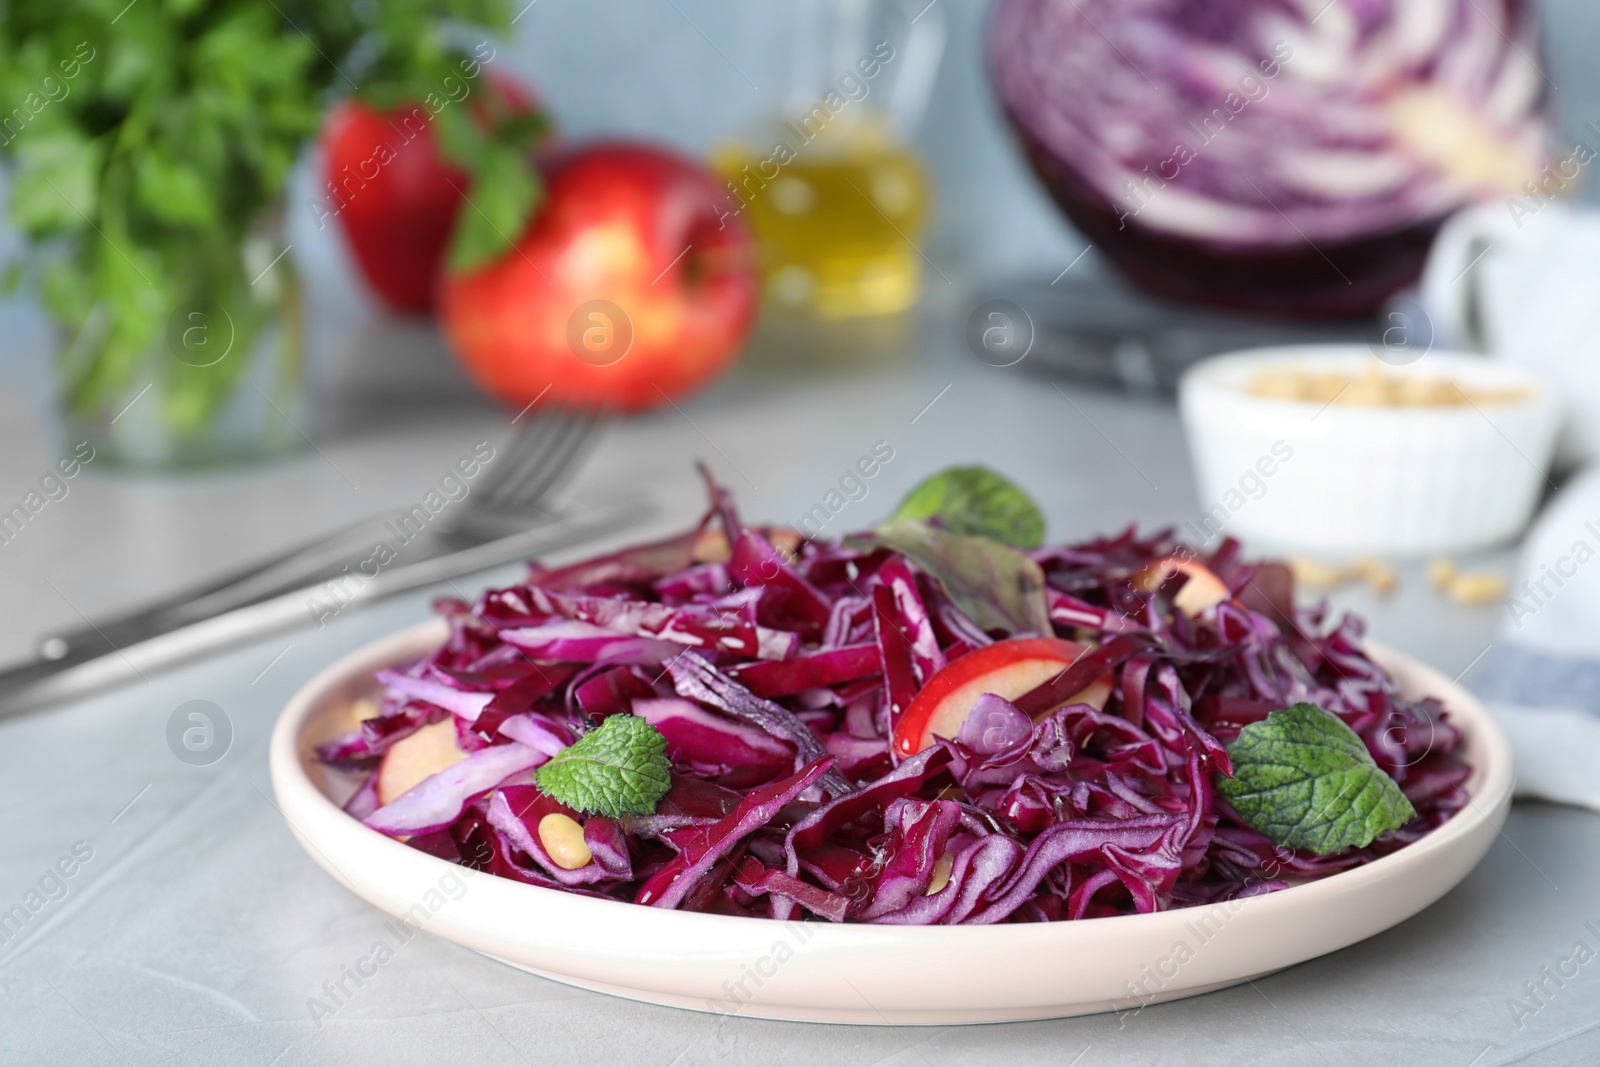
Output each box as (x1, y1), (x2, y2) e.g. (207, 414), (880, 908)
(636, 758), (834, 909)
(871, 583), (921, 737)
(364, 743), (544, 836)
(955, 693), (1033, 755)
(342, 771), (381, 820)
(868, 835), (1024, 926)
(522, 585), (798, 661)
(667, 652), (854, 798)
(499, 620), (678, 666)
(878, 556), (946, 684)
(374, 671), (493, 722)
(725, 643), (880, 698)
(729, 529), (833, 632)
(735, 857), (851, 921)
(496, 714), (573, 757)
(787, 746), (954, 861)
(859, 799), (963, 919)
(634, 696), (797, 788)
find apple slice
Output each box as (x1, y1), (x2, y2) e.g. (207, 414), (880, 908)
(376, 719), (469, 806)
(892, 637), (1111, 758)
(1133, 557), (1230, 616)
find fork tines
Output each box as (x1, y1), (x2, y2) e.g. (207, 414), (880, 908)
(470, 403), (606, 518)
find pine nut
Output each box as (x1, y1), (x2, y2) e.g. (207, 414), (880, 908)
(1290, 555), (1352, 591)
(538, 813), (592, 870)
(1446, 572), (1508, 605)
(1350, 557), (1396, 596)
(925, 852), (954, 896)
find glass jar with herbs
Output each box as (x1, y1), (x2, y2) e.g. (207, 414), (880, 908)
(0, 0), (540, 469)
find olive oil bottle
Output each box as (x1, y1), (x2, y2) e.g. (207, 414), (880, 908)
(713, 116), (929, 320)
(711, 0), (943, 321)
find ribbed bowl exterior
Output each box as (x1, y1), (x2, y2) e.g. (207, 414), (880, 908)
(1179, 348), (1559, 556)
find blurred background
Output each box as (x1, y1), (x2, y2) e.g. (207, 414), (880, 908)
(2, 0), (1600, 676)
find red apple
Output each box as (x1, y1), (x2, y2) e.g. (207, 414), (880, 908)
(320, 74), (547, 315)
(438, 142), (758, 412)
(892, 637), (1112, 758)
(376, 719), (468, 805)
(1133, 557), (1231, 616)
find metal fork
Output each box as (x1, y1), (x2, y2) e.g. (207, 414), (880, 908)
(0, 405), (641, 718)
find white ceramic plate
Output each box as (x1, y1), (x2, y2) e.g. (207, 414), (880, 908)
(270, 618), (1513, 1025)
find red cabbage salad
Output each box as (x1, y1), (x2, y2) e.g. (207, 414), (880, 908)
(320, 466), (1469, 925)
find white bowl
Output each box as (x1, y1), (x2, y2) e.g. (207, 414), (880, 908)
(1178, 346), (1559, 556)
(269, 617), (1513, 1024)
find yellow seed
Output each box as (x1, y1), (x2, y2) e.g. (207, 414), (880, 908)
(925, 852), (954, 896)
(1446, 571), (1508, 605)
(1350, 557), (1397, 596)
(351, 697), (380, 722)
(1290, 555), (1353, 591)
(1427, 557), (1457, 589)
(538, 813), (592, 870)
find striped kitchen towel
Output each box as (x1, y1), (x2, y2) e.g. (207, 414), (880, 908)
(1473, 465), (1600, 810)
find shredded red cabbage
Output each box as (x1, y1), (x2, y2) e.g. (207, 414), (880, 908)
(321, 483), (1468, 924)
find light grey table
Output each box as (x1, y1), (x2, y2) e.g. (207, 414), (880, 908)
(0, 299), (1593, 1067)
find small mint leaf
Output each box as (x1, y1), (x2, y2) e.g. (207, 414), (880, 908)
(1217, 702), (1416, 856)
(885, 467), (1045, 549)
(534, 714), (670, 819)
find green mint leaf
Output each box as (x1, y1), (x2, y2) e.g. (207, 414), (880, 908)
(885, 467), (1045, 549)
(871, 519), (1052, 636)
(534, 714), (671, 819)
(1217, 703), (1416, 856)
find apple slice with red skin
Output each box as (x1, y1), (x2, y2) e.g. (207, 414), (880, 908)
(376, 719), (469, 806)
(891, 637), (1112, 758)
(1133, 557), (1231, 616)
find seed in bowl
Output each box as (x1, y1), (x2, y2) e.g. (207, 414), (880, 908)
(1247, 363), (1531, 407)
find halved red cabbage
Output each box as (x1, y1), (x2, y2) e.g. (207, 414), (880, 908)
(988, 0), (1551, 314)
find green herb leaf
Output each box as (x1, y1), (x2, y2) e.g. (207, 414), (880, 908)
(871, 519), (1052, 635)
(1217, 703), (1416, 855)
(438, 108), (543, 273)
(534, 714), (672, 819)
(886, 466), (1045, 549)
(9, 132), (102, 234)
(0, 0), (524, 435)
(134, 151), (215, 226)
